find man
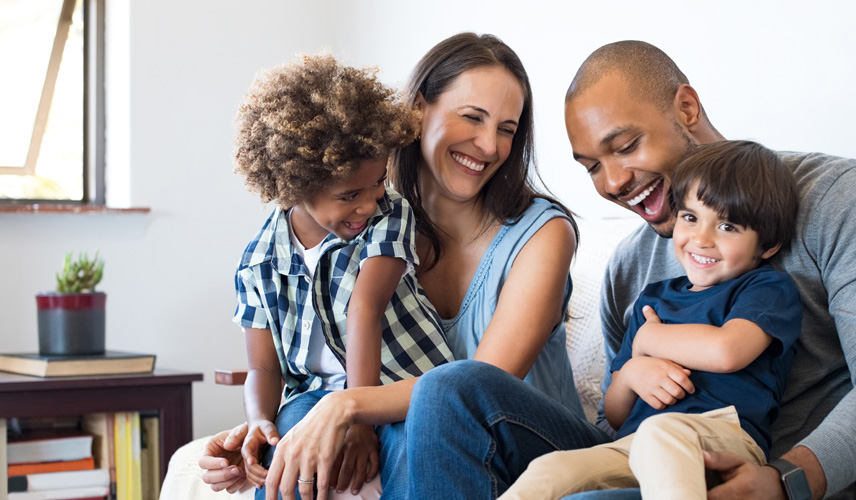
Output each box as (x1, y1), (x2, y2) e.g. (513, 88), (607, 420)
(563, 41), (855, 500)
(403, 40), (854, 500)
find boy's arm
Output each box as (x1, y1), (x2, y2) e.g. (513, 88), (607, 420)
(242, 327), (284, 485)
(632, 306), (773, 373)
(346, 255), (406, 387)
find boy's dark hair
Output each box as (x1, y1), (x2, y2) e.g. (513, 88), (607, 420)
(233, 54), (420, 209)
(670, 140), (799, 253)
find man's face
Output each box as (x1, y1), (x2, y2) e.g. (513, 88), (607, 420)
(564, 73), (697, 237)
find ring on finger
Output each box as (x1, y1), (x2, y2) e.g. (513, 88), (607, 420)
(297, 476), (315, 484)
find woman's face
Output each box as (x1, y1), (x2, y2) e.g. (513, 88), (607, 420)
(417, 66), (525, 205)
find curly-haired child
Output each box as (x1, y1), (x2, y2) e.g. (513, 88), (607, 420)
(231, 54), (454, 498)
(500, 140), (803, 500)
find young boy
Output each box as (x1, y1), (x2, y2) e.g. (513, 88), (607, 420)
(230, 54), (454, 496)
(500, 140), (802, 500)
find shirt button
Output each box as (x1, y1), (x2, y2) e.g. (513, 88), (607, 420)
(302, 320), (311, 332)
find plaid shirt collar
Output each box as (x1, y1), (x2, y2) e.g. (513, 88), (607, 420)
(247, 191), (395, 273)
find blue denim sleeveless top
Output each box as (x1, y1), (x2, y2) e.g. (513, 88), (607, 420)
(440, 198), (585, 416)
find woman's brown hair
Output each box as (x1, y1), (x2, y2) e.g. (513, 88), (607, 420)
(392, 32), (577, 268)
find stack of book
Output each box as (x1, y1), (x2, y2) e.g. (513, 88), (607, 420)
(7, 427), (109, 499)
(5, 413), (161, 500)
(0, 351), (155, 378)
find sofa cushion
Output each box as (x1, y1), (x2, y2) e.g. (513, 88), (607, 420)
(565, 217), (642, 423)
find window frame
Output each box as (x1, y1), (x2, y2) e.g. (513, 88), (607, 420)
(0, 0), (105, 206)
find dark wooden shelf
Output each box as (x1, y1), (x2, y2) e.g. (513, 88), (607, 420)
(0, 204), (150, 214)
(0, 368), (202, 482)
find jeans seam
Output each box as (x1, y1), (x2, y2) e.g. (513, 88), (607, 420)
(485, 436), (498, 499)
(484, 413), (567, 451)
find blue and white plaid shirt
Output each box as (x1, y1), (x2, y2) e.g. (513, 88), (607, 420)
(234, 188), (454, 402)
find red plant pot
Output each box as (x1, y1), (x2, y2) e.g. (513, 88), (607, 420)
(36, 292), (106, 356)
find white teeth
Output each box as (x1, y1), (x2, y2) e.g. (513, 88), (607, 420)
(627, 178), (663, 207)
(691, 253), (719, 264)
(451, 153), (486, 172)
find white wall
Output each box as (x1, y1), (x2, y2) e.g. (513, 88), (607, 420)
(1, 0), (854, 439)
(329, 0), (856, 220)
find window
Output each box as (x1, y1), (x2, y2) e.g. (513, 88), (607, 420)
(0, 0), (103, 204)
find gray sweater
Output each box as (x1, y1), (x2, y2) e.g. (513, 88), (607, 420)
(597, 151), (856, 498)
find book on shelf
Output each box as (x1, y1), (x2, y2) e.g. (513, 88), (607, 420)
(114, 412), (143, 500)
(113, 413), (128, 500)
(8, 468), (110, 492)
(0, 351), (156, 377)
(2, 417), (8, 499)
(139, 413), (160, 500)
(9, 417), (81, 433)
(8, 484), (110, 500)
(81, 412), (116, 499)
(8, 457), (95, 476)
(7, 432), (94, 465)
(106, 415), (117, 500)
(130, 413), (142, 500)
(80, 414), (110, 470)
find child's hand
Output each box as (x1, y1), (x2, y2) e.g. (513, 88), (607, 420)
(241, 419), (280, 488)
(329, 423), (379, 495)
(199, 423), (249, 493)
(623, 356), (694, 410)
(633, 305), (663, 357)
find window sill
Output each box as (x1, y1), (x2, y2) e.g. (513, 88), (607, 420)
(0, 204), (150, 214)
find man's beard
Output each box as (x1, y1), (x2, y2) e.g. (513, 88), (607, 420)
(649, 124), (699, 239)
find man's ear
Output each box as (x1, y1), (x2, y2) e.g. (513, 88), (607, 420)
(760, 241), (784, 260)
(674, 84), (703, 132)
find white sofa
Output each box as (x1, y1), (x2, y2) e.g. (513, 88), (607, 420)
(158, 217), (642, 500)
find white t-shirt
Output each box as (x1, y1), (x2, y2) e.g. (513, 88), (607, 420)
(288, 213), (346, 391)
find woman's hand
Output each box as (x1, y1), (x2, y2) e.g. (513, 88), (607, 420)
(198, 423), (249, 493)
(330, 423), (380, 495)
(242, 419), (280, 488)
(265, 391), (354, 500)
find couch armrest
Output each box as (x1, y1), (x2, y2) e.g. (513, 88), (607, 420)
(215, 369), (248, 385)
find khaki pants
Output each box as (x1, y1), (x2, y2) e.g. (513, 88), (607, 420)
(499, 406), (766, 500)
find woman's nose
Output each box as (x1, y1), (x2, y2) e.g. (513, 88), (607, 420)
(472, 128), (497, 157)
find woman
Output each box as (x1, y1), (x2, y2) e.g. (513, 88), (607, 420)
(201, 32), (605, 500)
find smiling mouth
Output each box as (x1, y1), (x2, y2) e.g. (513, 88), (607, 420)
(626, 178), (664, 215)
(344, 220), (367, 232)
(690, 253), (719, 264)
(451, 152), (487, 172)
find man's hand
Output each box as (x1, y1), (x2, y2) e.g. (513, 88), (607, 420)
(705, 450), (785, 500)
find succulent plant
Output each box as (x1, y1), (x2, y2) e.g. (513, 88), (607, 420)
(56, 252), (105, 293)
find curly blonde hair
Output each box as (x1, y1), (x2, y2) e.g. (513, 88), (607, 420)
(233, 54), (420, 208)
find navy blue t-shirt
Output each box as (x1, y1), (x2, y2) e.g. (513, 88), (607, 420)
(612, 264), (802, 458)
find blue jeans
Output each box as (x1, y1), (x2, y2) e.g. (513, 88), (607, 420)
(406, 360), (612, 500)
(256, 390), (407, 500)
(562, 490), (642, 500)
